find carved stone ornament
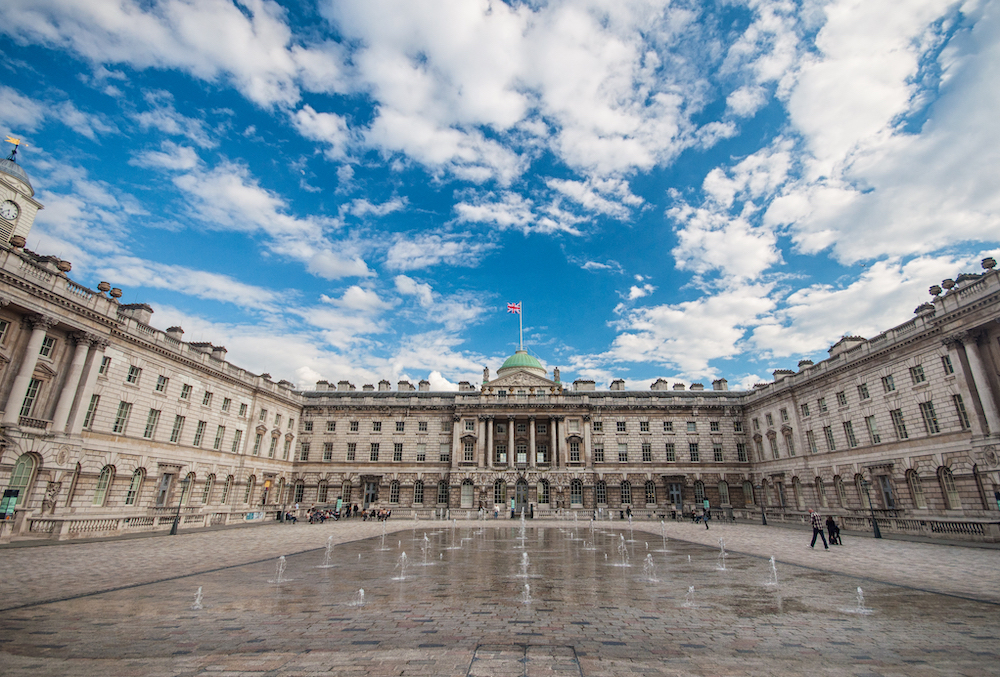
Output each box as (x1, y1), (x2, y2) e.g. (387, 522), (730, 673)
(982, 447), (999, 467)
(488, 371), (556, 388)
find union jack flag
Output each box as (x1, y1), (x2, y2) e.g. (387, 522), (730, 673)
(506, 302), (521, 314)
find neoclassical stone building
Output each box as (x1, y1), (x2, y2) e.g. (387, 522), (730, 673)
(1, 152), (999, 542)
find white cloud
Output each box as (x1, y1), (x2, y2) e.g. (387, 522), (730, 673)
(384, 232), (497, 271)
(394, 274), (487, 332)
(344, 197), (406, 218)
(292, 104), (352, 160)
(454, 191), (534, 232)
(627, 283), (656, 300)
(130, 141), (202, 170)
(0, 86), (114, 140)
(581, 259), (624, 273)
(133, 92), (217, 147)
(669, 204), (781, 279)
(546, 176), (644, 220)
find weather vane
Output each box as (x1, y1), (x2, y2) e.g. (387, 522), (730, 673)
(5, 136), (25, 161)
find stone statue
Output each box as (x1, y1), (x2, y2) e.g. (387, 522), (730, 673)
(42, 481), (61, 514)
(483, 366), (490, 382)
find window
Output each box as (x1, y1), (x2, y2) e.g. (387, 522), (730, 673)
(202, 475), (215, 504)
(689, 442), (699, 462)
(642, 442), (652, 462)
(465, 420), (475, 432)
(416, 444), (426, 462)
(282, 438), (291, 460)
(818, 398), (828, 413)
(954, 394), (971, 430)
(213, 425), (226, 450)
(267, 437), (278, 458)
(372, 421), (382, 432)
(570, 479), (583, 506)
(823, 426), (835, 451)
(618, 443), (628, 462)
(274, 413), (281, 427)
(251, 433), (262, 456)
(39, 335), (56, 358)
(347, 442), (356, 461)
(439, 443), (451, 462)
(835, 391), (847, 407)
(319, 420), (331, 433)
(617, 421), (626, 433)
(414, 480), (424, 504)
(220, 476), (234, 504)
(538, 480), (550, 504)
(99, 356), (112, 375)
(710, 420), (720, 432)
(713, 444), (724, 462)
(394, 443), (403, 462)
(170, 415), (185, 443)
(19, 378), (42, 417)
(734, 421), (743, 433)
(242, 476), (255, 504)
(465, 441), (475, 462)
(238, 403), (248, 417)
(418, 421), (428, 432)
(663, 421), (673, 432)
(890, 409), (908, 439)
(694, 481), (705, 504)
(442, 420), (453, 432)
(341, 482), (352, 504)
(593, 420), (603, 432)
(644, 480), (656, 505)
(321, 442), (333, 461)
(665, 443), (676, 462)
(907, 470), (927, 509)
(370, 442), (380, 462)
(202, 391), (213, 406)
(92, 466), (114, 506)
(881, 375), (895, 392)
(865, 415), (880, 444)
(919, 401), (940, 434)
(0, 319), (8, 343)
(315, 480), (327, 504)
(83, 394), (100, 429)
(143, 409), (160, 439)
(785, 433), (796, 456)
(765, 413), (773, 427)
(437, 481), (449, 505)
(769, 436), (779, 459)
(594, 444), (604, 462)
(569, 441), (580, 463)
(687, 421), (697, 432)
(516, 423), (526, 434)
(835, 476), (848, 507)
(816, 477), (828, 508)
(754, 438), (764, 461)
(939, 468), (960, 509)
(806, 430), (818, 453)
(736, 443), (748, 462)
(389, 481), (400, 504)
(909, 365), (926, 384)
(349, 420), (359, 432)
(857, 383), (870, 400)
(842, 421), (858, 447)
(180, 383), (192, 400)
(303, 420), (313, 432)
(293, 482), (305, 504)
(621, 481), (632, 504)
(537, 423), (547, 435)
(752, 418), (760, 431)
(193, 420), (206, 446)
(801, 403), (810, 417)
(126, 365), (142, 384)
(155, 375), (169, 393)
(396, 421), (405, 432)
(595, 481), (607, 504)
(941, 354), (954, 375)
(125, 469), (144, 506)
(231, 429), (243, 454)
(222, 397), (231, 412)
(113, 401), (132, 434)
(258, 408), (268, 422)
(780, 409), (789, 423)
(718, 481), (730, 505)
(640, 421), (650, 432)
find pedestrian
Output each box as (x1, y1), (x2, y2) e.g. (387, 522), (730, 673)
(704, 507), (710, 530)
(808, 508), (829, 549)
(826, 515), (842, 545)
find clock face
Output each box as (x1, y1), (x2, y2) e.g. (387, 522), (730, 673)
(0, 200), (18, 221)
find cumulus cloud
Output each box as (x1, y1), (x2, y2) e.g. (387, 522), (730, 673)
(385, 232), (496, 271)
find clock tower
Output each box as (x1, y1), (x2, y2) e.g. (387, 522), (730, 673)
(0, 138), (43, 246)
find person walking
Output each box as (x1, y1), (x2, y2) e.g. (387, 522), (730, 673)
(808, 508), (829, 549)
(826, 515), (842, 545)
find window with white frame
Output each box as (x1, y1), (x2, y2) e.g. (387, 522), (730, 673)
(193, 420), (206, 446)
(370, 442), (380, 462)
(231, 429), (243, 453)
(618, 443), (628, 462)
(823, 426), (836, 450)
(99, 356), (111, 375)
(689, 442), (700, 462)
(642, 442), (652, 462)
(736, 442), (748, 462)
(621, 481), (632, 504)
(806, 430), (818, 453)
(595, 481), (607, 504)
(126, 365), (142, 384)
(39, 335), (56, 358)
(395, 442), (404, 462)
(890, 409), (908, 439)
(413, 480), (424, 504)
(594, 444), (604, 462)
(857, 383), (870, 400)
(842, 421), (858, 447)
(202, 391), (213, 406)
(713, 443), (724, 462)
(881, 374), (895, 392)
(143, 409), (160, 439)
(396, 421), (405, 432)
(941, 354), (954, 375)
(213, 425), (226, 450)
(919, 401), (940, 434)
(346, 442), (356, 461)
(323, 442), (333, 461)
(910, 365), (926, 384)
(373, 420), (382, 432)
(83, 394), (100, 429)
(416, 444), (426, 462)
(835, 391), (847, 407)
(299, 443), (310, 461)
(155, 375), (168, 392)
(222, 397), (231, 412)
(665, 442), (676, 462)
(953, 394), (971, 429)
(569, 441), (580, 463)
(170, 415), (185, 443)
(113, 401), (132, 434)
(180, 383), (192, 399)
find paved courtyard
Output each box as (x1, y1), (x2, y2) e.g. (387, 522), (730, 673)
(1, 518), (998, 676)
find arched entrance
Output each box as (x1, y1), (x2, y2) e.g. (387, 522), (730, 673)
(514, 478), (529, 515)
(1, 453), (37, 518)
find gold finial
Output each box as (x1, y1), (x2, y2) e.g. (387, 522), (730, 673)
(4, 136), (21, 147)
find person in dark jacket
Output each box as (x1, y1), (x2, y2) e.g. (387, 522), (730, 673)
(826, 515), (842, 545)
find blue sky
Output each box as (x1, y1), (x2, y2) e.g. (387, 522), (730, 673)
(2, 0), (998, 391)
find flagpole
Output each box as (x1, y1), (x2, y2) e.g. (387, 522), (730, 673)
(519, 302), (523, 350)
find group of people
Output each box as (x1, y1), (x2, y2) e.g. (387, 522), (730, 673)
(361, 507), (392, 521)
(808, 508), (843, 548)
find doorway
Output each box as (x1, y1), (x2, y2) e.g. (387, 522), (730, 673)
(363, 481), (378, 509)
(668, 483), (683, 510)
(515, 479), (529, 515)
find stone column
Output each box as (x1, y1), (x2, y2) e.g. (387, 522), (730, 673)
(451, 416), (461, 469)
(66, 338), (109, 436)
(477, 416), (486, 467)
(51, 333), (94, 433)
(583, 415), (592, 468)
(551, 417), (559, 467)
(486, 416), (493, 469)
(507, 416), (514, 466)
(529, 416), (536, 468)
(2, 315), (57, 425)
(961, 333), (1000, 435)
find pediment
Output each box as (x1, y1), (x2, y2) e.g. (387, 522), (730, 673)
(486, 371), (557, 389)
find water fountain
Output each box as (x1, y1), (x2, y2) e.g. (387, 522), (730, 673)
(627, 515), (635, 542)
(518, 551), (530, 578)
(717, 538), (728, 571)
(841, 586), (874, 615)
(521, 583), (532, 605)
(191, 586), (203, 610)
(379, 521), (390, 550)
(657, 520), (669, 552)
(393, 552), (409, 580)
(318, 535), (336, 568)
(616, 534), (630, 567)
(682, 585), (697, 608)
(350, 588), (365, 607)
(421, 533), (431, 565)
(269, 555), (290, 584)
(765, 556), (778, 587)
(642, 554), (658, 582)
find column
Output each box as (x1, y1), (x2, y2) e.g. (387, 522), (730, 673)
(962, 334), (1000, 435)
(451, 416), (461, 469)
(507, 416), (514, 466)
(529, 416), (536, 468)
(583, 415), (592, 468)
(66, 338), (108, 435)
(486, 416), (493, 469)
(556, 417), (567, 468)
(477, 416), (486, 467)
(2, 315), (56, 425)
(51, 333), (93, 433)
(550, 417), (558, 467)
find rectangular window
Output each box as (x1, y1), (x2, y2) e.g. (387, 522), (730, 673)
(19, 377), (42, 417)
(323, 442), (333, 461)
(736, 442), (748, 462)
(836, 391), (847, 407)
(642, 442), (652, 462)
(941, 354), (954, 375)
(143, 409), (160, 439)
(910, 365), (926, 384)
(39, 335), (56, 358)
(439, 443), (450, 463)
(617, 421), (627, 433)
(843, 421), (858, 447)
(327, 420), (336, 432)
(442, 420), (452, 432)
(180, 383), (192, 400)
(350, 420), (359, 432)
(155, 375), (169, 392)
(416, 444), (426, 462)
(413, 482), (424, 504)
(754, 438), (764, 460)
(347, 442), (356, 461)
(818, 398), (828, 412)
(0, 319), (8, 343)
(765, 413), (773, 427)
(569, 441), (580, 463)
(231, 429), (243, 454)
(170, 415), (185, 443)
(303, 420), (313, 432)
(274, 413), (282, 427)
(595, 482), (607, 504)
(618, 443), (628, 462)
(221, 397), (231, 412)
(268, 436), (277, 458)
(663, 421), (673, 432)
(251, 432), (262, 455)
(954, 394), (971, 430)
(299, 443), (310, 462)
(865, 415), (881, 444)
(537, 423), (547, 435)
(373, 421), (382, 432)
(919, 401), (940, 434)
(395, 442), (404, 462)
(639, 421), (650, 432)
(99, 356), (111, 375)
(82, 394), (100, 429)
(418, 421), (428, 432)
(282, 438), (291, 460)
(213, 425), (225, 450)
(126, 365), (142, 384)
(465, 441), (475, 462)
(806, 430), (818, 453)
(238, 403), (248, 417)
(801, 403), (810, 417)
(202, 391), (213, 406)
(752, 418), (760, 431)
(665, 443), (676, 462)
(593, 420), (603, 432)
(689, 442), (699, 462)
(882, 375), (895, 392)
(769, 436), (779, 459)
(779, 409), (788, 422)
(396, 421), (405, 432)
(465, 420), (475, 432)
(733, 421), (743, 432)
(857, 383), (870, 400)
(710, 420), (720, 432)
(193, 420), (206, 446)
(890, 409), (908, 439)
(370, 443), (380, 462)
(823, 426), (836, 451)
(259, 408), (268, 422)
(113, 401), (132, 434)
(713, 444), (724, 462)
(594, 444), (605, 463)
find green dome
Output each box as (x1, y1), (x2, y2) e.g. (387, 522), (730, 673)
(497, 350), (546, 376)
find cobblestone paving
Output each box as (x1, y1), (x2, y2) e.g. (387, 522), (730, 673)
(1, 518), (998, 676)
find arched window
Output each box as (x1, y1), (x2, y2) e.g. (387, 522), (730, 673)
(181, 472), (196, 506)
(202, 474), (215, 504)
(390, 480), (400, 504)
(537, 479), (550, 504)
(834, 475), (847, 507)
(93, 465), (115, 506)
(220, 475), (234, 505)
(792, 477), (805, 510)
(815, 477), (828, 508)
(645, 480), (657, 505)
(717, 480), (730, 506)
(939, 467), (960, 509)
(743, 481), (755, 506)
(125, 469), (145, 506)
(493, 479), (506, 506)
(570, 479), (583, 506)
(4, 454), (37, 513)
(437, 480), (449, 505)
(620, 480), (632, 505)
(293, 480), (305, 504)
(855, 474), (871, 509)
(595, 480), (607, 505)
(460, 479), (474, 508)
(243, 475), (256, 504)
(693, 480), (705, 504)
(907, 470), (926, 509)
(413, 480), (424, 504)
(317, 479), (329, 503)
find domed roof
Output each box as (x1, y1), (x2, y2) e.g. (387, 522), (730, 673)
(497, 349), (546, 377)
(0, 158), (33, 196)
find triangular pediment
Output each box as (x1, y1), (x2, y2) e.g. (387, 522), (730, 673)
(486, 370), (557, 389)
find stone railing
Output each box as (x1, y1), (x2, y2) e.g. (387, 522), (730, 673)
(756, 508), (1000, 542)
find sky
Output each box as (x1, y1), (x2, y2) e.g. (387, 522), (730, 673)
(1, 0), (999, 392)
